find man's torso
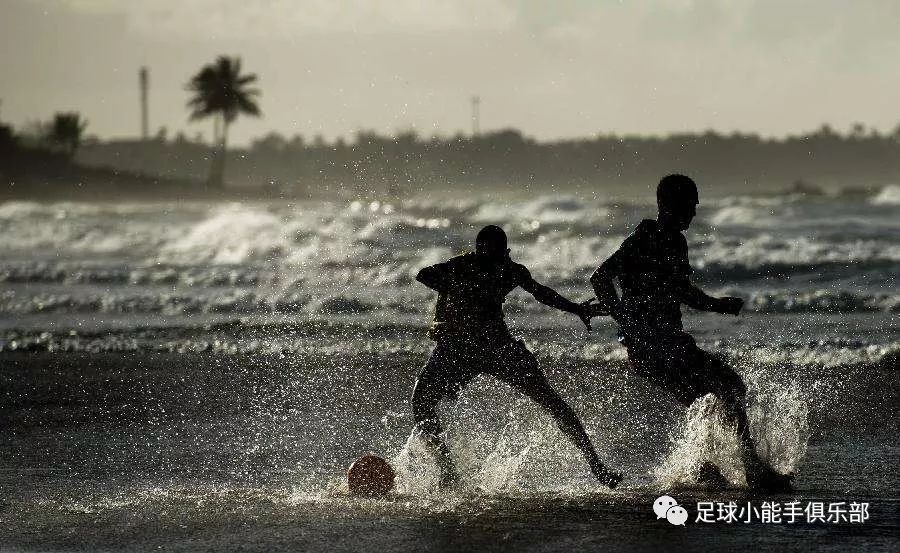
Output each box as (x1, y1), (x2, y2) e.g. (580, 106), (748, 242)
(617, 219), (692, 345)
(431, 252), (528, 343)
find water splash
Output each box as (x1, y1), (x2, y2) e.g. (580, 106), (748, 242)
(653, 367), (810, 488)
(390, 386), (608, 498)
(653, 395), (747, 488)
(391, 430), (445, 496)
(744, 366), (811, 475)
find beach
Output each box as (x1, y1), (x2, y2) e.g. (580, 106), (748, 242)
(0, 192), (898, 551)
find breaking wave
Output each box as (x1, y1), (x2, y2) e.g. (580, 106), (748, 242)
(1, 287), (895, 316)
(871, 184), (900, 205)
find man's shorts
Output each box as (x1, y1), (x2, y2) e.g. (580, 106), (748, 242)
(625, 331), (745, 406)
(416, 336), (544, 402)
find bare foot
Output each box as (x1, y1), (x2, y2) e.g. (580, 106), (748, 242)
(747, 467), (794, 492)
(594, 468), (623, 489)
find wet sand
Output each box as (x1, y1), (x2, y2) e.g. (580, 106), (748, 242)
(1, 352), (897, 552)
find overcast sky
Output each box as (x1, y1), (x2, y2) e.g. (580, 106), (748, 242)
(2, 0), (898, 145)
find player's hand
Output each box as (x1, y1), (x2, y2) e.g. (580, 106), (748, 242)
(576, 298), (599, 331)
(581, 297), (611, 317)
(717, 296), (744, 316)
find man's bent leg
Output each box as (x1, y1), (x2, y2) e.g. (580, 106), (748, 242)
(698, 352), (793, 490)
(492, 341), (622, 488)
(410, 343), (472, 486)
(706, 361), (754, 454)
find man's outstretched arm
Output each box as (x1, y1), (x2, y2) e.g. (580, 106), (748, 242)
(675, 277), (743, 315)
(416, 263), (450, 292)
(519, 271), (592, 329)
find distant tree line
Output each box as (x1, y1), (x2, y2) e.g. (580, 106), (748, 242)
(75, 123), (900, 197)
(11, 112), (89, 157)
(0, 55), (261, 197)
(0, 113), (196, 198)
(5, 49), (900, 198)
(0, 113), (91, 190)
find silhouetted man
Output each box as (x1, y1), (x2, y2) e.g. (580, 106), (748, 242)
(411, 225), (622, 488)
(590, 174), (792, 490)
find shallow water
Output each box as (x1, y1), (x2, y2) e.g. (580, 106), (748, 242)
(0, 192), (897, 550)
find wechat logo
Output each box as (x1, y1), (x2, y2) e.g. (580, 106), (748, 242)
(654, 495), (688, 526)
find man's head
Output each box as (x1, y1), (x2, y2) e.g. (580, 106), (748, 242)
(475, 225), (509, 261)
(657, 174), (699, 231)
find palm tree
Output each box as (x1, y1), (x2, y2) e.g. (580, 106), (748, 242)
(48, 112), (88, 158)
(186, 56), (261, 187)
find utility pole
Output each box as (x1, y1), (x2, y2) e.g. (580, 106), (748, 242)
(139, 67), (149, 140)
(471, 95), (480, 137)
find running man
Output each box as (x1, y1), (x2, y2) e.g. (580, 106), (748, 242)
(411, 225), (622, 488)
(589, 174), (793, 490)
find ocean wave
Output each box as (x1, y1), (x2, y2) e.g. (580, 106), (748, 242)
(158, 204), (288, 264)
(1, 285), (894, 318)
(0, 198), (895, 324)
(0, 200), (205, 219)
(748, 290), (899, 313)
(0, 289), (431, 316)
(693, 234), (900, 276)
(0, 219), (171, 257)
(472, 196), (609, 225)
(1, 326), (897, 373)
(315, 296), (377, 314)
(694, 258), (900, 284)
(707, 205), (779, 227)
(0, 260), (423, 288)
(871, 184), (900, 205)
(1, 197), (895, 276)
(0, 262), (264, 287)
(0, 290), (271, 315)
(0, 200), (49, 219)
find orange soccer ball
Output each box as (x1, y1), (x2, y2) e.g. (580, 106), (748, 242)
(347, 454), (396, 496)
